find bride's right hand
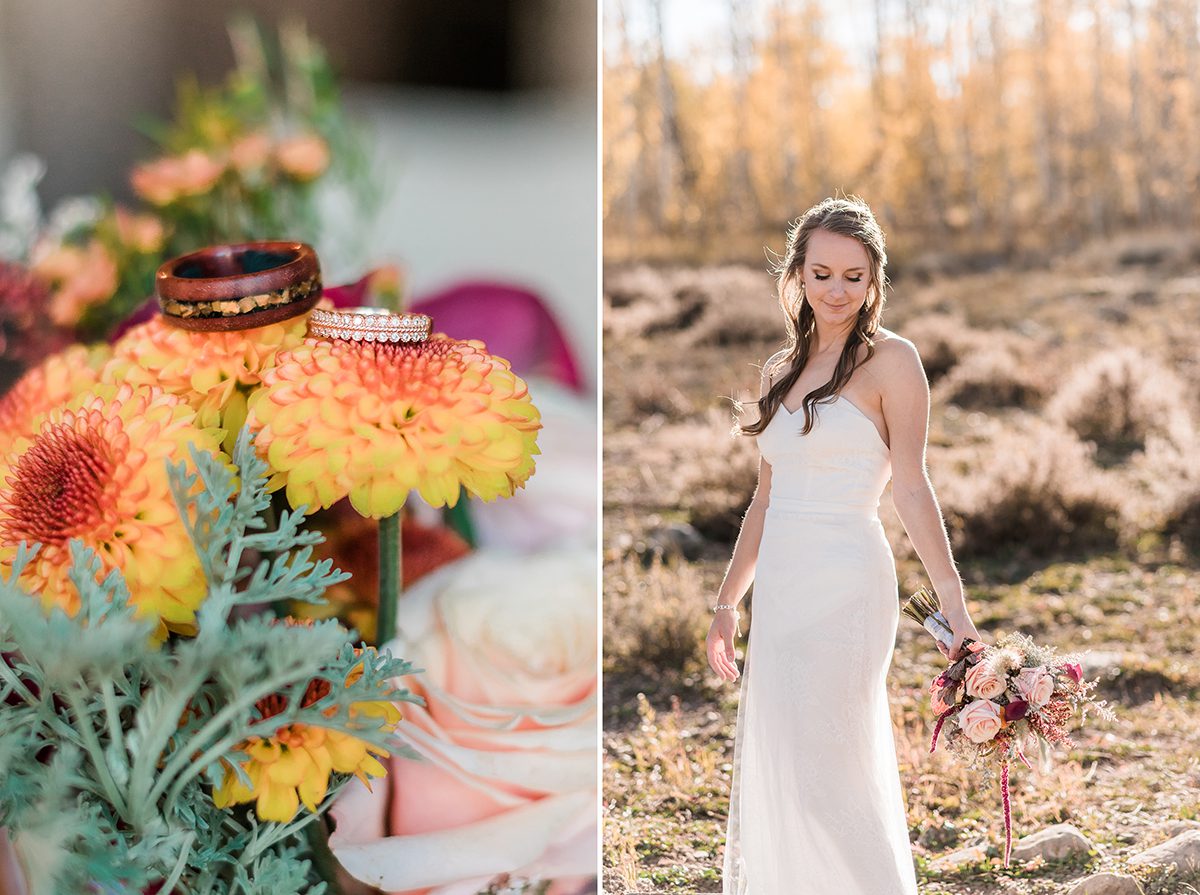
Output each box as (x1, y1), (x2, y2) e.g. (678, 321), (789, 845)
(706, 609), (740, 682)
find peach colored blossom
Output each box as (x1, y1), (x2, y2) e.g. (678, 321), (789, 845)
(229, 131), (273, 175)
(930, 683), (955, 717)
(957, 699), (1003, 744)
(1014, 666), (1055, 708)
(131, 149), (224, 205)
(32, 240), (118, 326)
(329, 548), (596, 895)
(113, 207), (165, 253)
(964, 661), (1007, 700)
(274, 133), (330, 181)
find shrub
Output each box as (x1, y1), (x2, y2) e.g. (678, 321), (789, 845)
(653, 408), (761, 543)
(1046, 347), (1195, 464)
(1127, 430), (1200, 556)
(604, 552), (710, 680)
(901, 313), (981, 382)
(684, 267), (782, 348)
(935, 419), (1125, 561)
(933, 346), (1045, 411)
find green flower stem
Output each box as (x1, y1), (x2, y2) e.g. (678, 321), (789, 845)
(129, 666), (213, 822)
(64, 687), (128, 821)
(443, 489), (476, 548)
(100, 680), (123, 758)
(304, 817), (345, 895)
(377, 512), (402, 647)
(162, 832), (195, 894)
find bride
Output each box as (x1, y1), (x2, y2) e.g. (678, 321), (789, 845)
(705, 196), (982, 894)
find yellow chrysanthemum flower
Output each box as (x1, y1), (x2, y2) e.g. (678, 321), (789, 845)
(105, 314), (310, 453)
(213, 668), (401, 822)
(0, 384), (226, 638)
(247, 335), (542, 518)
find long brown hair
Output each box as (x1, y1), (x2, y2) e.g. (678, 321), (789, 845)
(739, 196), (888, 437)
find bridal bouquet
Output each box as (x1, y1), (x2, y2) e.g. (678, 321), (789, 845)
(902, 587), (1115, 869)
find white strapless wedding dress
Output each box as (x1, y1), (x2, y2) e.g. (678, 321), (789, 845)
(722, 395), (919, 894)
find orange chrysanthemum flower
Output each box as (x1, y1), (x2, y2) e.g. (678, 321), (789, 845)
(213, 660), (401, 822)
(0, 344), (113, 440)
(0, 384), (225, 637)
(247, 336), (542, 518)
(0, 344), (113, 488)
(106, 314), (310, 453)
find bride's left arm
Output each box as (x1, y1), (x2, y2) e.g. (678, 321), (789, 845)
(878, 340), (973, 632)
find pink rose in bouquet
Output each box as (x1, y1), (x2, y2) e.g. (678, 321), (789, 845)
(964, 661), (1006, 700)
(329, 548), (596, 895)
(956, 699), (1003, 744)
(1013, 665), (1055, 709)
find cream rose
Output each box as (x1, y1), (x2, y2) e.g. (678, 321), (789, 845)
(329, 547), (596, 895)
(1014, 665), (1055, 708)
(964, 660), (1006, 700)
(957, 699), (1003, 744)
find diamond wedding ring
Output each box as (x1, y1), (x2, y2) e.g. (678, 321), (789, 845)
(308, 307), (432, 343)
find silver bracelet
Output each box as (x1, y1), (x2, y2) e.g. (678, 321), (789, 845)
(712, 603), (739, 613)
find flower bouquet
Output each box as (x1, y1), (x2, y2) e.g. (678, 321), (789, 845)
(0, 253), (546, 892)
(902, 586), (1115, 868)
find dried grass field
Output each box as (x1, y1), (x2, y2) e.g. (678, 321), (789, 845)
(602, 234), (1200, 894)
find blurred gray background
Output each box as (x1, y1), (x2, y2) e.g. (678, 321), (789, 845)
(0, 0), (598, 383)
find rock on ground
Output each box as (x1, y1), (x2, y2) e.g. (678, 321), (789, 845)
(929, 845), (989, 872)
(1066, 872), (1144, 895)
(1127, 829), (1200, 874)
(1011, 823), (1094, 862)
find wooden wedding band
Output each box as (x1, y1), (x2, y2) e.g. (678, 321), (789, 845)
(156, 241), (322, 331)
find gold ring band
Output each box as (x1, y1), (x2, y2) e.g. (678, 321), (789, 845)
(308, 307), (432, 344)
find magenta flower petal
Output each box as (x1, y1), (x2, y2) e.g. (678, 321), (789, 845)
(412, 281), (584, 391)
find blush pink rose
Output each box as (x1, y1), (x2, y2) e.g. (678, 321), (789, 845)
(329, 548), (596, 895)
(957, 699), (1003, 744)
(1014, 666), (1055, 708)
(964, 661), (1005, 700)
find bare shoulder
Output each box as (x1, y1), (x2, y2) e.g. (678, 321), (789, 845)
(870, 329), (924, 375)
(868, 330), (927, 401)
